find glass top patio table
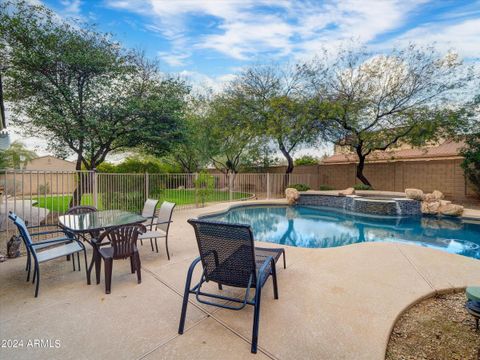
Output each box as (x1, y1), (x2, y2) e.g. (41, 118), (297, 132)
(58, 209), (146, 233)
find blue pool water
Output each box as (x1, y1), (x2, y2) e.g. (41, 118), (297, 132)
(203, 205), (480, 260)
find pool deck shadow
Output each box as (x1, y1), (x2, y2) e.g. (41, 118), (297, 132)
(0, 200), (479, 360)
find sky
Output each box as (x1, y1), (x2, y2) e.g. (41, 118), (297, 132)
(6, 0), (480, 159)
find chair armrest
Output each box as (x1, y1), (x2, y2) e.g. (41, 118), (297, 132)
(30, 229), (70, 237)
(151, 220), (173, 226)
(30, 237), (74, 247)
(257, 255), (274, 287)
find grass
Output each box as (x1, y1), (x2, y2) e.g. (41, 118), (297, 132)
(33, 189), (252, 213)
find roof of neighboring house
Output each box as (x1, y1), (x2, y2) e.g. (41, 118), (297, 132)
(322, 140), (465, 164)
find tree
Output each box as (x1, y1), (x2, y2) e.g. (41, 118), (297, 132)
(1, 1), (189, 204)
(166, 96), (210, 173)
(203, 94), (260, 175)
(461, 133), (480, 196)
(302, 45), (473, 186)
(231, 65), (322, 174)
(0, 140), (37, 169)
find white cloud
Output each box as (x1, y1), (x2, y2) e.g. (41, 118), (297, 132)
(393, 18), (480, 58)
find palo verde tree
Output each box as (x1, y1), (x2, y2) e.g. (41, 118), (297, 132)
(302, 45), (473, 186)
(1, 1), (189, 204)
(231, 65), (322, 174)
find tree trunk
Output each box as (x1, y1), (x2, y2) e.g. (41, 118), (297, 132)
(356, 153), (372, 187)
(69, 156), (90, 208)
(278, 141), (293, 190)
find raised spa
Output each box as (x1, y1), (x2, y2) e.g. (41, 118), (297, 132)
(202, 205), (480, 260)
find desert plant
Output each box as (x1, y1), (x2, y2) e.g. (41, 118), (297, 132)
(37, 183), (50, 194)
(288, 183), (310, 191)
(353, 184), (373, 191)
(194, 172), (215, 207)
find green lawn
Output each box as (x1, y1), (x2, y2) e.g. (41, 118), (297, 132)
(33, 189), (251, 213)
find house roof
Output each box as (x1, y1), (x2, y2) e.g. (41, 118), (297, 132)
(322, 140), (465, 164)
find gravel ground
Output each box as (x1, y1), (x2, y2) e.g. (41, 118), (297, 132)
(386, 291), (480, 360)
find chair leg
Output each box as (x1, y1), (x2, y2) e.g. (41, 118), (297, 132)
(32, 266), (37, 284)
(150, 239), (154, 252)
(83, 250), (89, 284)
(130, 256), (135, 273)
(218, 283), (223, 290)
(34, 265), (40, 298)
(154, 238), (159, 253)
(251, 285), (262, 353)
(77, 252), (81, 271)
(178, 260), (198, 334)
(165, 236), (170, 260)
(72, 254), (76, 271)
(135, 252), (141, 284)
(104, 258), (113, 294)
(271, 261), (279, 300)
(95, 251), (102, 285)
(282, 250), (286, 269)
(26, 252), (31, 282)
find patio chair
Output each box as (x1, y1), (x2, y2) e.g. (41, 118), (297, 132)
(97, 224), (146, 294)
(8, 212), (87, 297)
(65, 205), (98, 266)
(178, 219), (286, 353)
(19, 216), (82, 282)
(138, 198), (159, 248)
(138, 201), (175, 259)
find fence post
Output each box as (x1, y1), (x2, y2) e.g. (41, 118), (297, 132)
(194, 172), (198, 208)
(229, 173), (233, 201)
(92, 169), (98, 209)
(266, 173), (271, 199)
(144, 172), (149, 201)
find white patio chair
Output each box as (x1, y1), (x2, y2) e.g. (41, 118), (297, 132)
(138, 201), (175, 259)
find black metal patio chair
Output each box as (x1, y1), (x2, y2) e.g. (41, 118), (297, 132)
(178, 219), (286, 354)
(97, 224), (146, 294)
(8, 212), (87, 297)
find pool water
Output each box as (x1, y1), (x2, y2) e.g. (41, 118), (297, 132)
(203, 205), (480, 260)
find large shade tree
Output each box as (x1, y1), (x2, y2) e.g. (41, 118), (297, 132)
(231, 65), (322, 174)
(1, 1), (189, 170)
(301, 45), (473, 186)
(1, 0), (189, 203)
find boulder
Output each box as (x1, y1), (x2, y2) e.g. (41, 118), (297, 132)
(285, 188), (300, 205)
(424, 193), (437, 203)
(432, 190), (444, 200)
(421, 200), (440, 215)
(405, 188), (424, 201)
(439, 203), (464, 217)
(439, 200), (452, 206)
(338, 187), (355, 196)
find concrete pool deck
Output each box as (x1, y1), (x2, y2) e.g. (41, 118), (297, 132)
(0, 200), (479, 360)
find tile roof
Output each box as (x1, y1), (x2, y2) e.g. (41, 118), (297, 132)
(322, 140), (465, 164)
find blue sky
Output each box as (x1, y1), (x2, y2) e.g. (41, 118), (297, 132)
(8, 0), (480, 156)
(40, 0), (480, 88)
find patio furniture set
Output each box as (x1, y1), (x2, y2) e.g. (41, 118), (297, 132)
(8, 199), (175, 297)
(8, 200), (288, 354)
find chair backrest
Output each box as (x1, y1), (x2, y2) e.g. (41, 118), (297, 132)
(66, 205), (97, 215)
(156, 201), (176, 232)
(8, 212), (34, 250)
(98, 224), (146, 259)
(142, 199), (159, 218)
(187, 219), (257, 288)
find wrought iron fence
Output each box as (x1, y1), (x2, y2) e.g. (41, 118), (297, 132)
(0, 169), (312, 248)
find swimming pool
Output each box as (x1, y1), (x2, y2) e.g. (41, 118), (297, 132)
(203, 205), (480, 260)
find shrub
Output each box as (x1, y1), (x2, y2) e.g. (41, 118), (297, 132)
(353, 183), (373, 190)
(288, 183), (310, 191)
(294, 155), (319, 166)
(37, 183), (50, 194)
(194, 171), (215, 207)
(460, 134), (480, 197)
(318, 184), (334, 190)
